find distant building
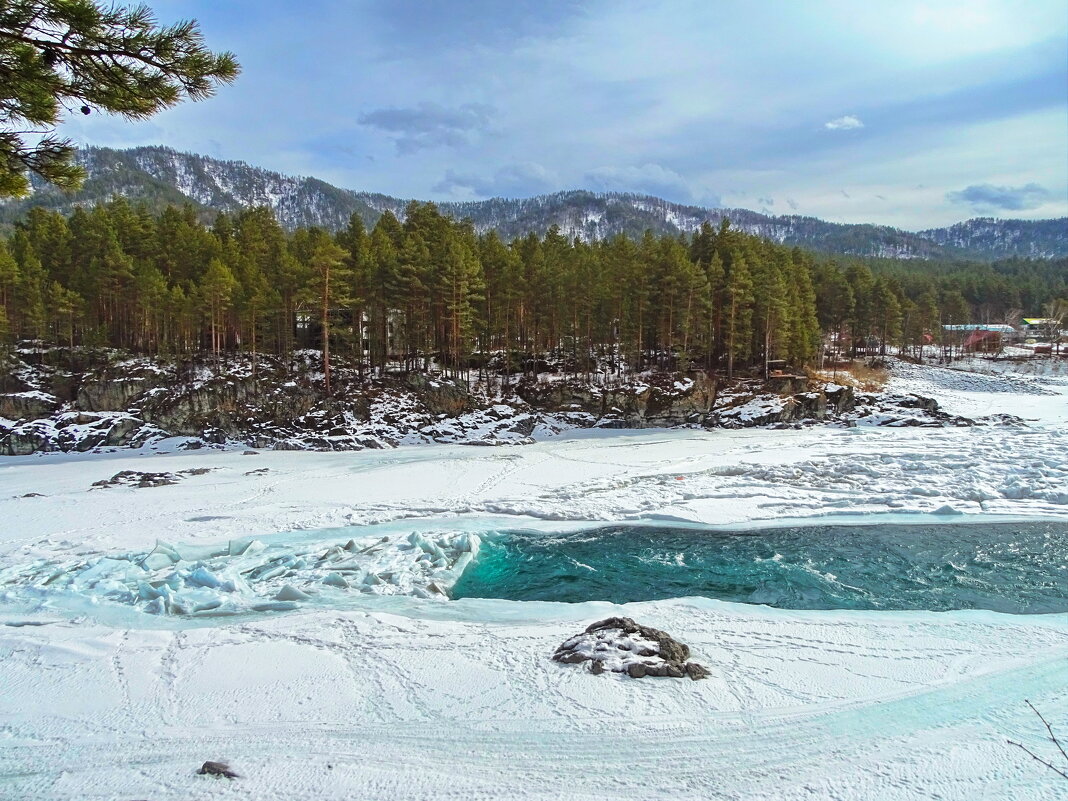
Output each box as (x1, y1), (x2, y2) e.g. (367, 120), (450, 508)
(1021, 318), (1056, 338)
(942, 324), (1016, 353)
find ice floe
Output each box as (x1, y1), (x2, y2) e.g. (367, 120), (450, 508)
(0, 529), (481, 617)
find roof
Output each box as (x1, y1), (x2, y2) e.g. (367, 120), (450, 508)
(942, 324), (1014, 332)
(1022, 318), (1055, 325)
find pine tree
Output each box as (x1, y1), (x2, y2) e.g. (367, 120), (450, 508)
(336, 213), (371, 368)
(724, 254), (753, 378)
(366, 212), (402, 373)
(48, 280), (81, 347)
(785, 251), (820, 366)
(441, 226), (483, 379)
(0, 1), (238, 195)
(0, 239), (19, 326)
(870, 278), (902, 356)
(200, 257), (237, 356)
(303, 230), (350, 394)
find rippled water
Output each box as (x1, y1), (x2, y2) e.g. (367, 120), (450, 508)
(450, 521), (1068, 613)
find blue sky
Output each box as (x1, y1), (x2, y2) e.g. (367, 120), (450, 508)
(61, 0), (1067, 229)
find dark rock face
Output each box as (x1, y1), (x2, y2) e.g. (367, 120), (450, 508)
(763, 375), (808, 395)
(0, 391), (60, 419)
(0, 348), (962, 455)
(405, 372), (474, 416)
(552, 617), (709, 680)
(77, 376), (153, 412)
(515, 374), (717, 428)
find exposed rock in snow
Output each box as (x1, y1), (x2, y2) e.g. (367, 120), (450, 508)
(0, 348), (1055, 456)
(90, 468), (215, 489)
(197, 760), (238, 779)
(553, 617), (709, 679)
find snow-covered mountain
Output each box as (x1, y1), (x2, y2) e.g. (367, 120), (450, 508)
(916, 217), (1068, 260)
(3, 145), (1065, 260)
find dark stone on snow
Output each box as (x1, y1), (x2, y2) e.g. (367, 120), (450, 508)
(556, 651), (588, 664)
(554, 617), (709, 680)
(92, 470), (179, 489)
(197, 760), (239, 779)
(685, 662), (710, 681)
(585, 617), (691, 662)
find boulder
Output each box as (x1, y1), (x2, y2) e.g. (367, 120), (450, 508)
(0, 391), (60, 419)
(553, 617), (708, 680)
(405, 373), (474, 416)
(197, 761), (238, 779)
(764, 374), (808, 395)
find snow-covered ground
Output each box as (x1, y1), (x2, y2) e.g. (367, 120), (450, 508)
(1, 359), (1066, 800)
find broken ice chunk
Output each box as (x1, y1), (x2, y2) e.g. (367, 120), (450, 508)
(250, 601), (299, 612)
(228, 539), (265, 557)
(187, 566), (223, 588)
(274, 584), (311, 602)
(141, 540), (181, 571)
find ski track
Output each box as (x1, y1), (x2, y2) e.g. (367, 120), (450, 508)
(0, 359), (1067, 800)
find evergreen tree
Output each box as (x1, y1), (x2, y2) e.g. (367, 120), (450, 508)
(0, 239), (19, 325)
(303, 229), (350, 393)
(0, 1), (238, 195)
(200, 257), (237, 356)
(724, 254), (753, 378)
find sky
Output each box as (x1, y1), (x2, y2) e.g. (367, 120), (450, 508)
(59, 0), (1068, 230)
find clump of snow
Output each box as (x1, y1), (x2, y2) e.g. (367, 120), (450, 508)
(718, 396), (787, 424)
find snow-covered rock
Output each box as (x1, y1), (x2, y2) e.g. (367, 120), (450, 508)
(553, 617), (709, 679)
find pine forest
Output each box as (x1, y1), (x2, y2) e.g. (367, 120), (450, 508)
(1, 199), (1065, 385)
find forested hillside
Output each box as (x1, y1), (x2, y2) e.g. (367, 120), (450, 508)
(2, 146), (1065, 260)
(1, 200), (1064, 384)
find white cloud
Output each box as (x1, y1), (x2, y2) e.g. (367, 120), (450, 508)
(946, 182), (1051, 211)
(433, 162), (557, 197)
(824, 115), (865, 131)
(358, 103), (495, 154)
(583, 163), (695, 202)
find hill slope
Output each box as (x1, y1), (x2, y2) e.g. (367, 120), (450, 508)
(2, 145), (1064, 260)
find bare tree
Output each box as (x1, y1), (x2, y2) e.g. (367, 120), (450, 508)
(1040, 300), (1067, 356)
(1007, 700), (1068, 780)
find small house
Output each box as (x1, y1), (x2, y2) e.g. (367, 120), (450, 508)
(942, 324), (1016, 353)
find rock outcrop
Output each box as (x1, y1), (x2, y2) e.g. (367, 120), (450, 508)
(0, 346), (959, 455)
(552, 617), (710, 680)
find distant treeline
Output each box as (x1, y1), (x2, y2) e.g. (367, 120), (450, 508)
(0, 199), (1064, 379)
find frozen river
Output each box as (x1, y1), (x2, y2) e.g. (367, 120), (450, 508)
(1, 360), (1066, 800)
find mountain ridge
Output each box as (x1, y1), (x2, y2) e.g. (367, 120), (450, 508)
(2, 145), (1065, 261)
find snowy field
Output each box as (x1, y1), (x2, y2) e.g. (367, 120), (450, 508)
(1, 359), (1066, 800)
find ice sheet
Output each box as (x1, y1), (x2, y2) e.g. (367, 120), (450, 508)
(1, 358), (1066, 800)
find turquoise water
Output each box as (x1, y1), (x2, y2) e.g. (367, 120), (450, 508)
(450, 521), (1068, 613)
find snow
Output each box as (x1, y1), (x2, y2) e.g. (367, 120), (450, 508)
(0, 359), (1066, 799)
(718, 394), (787, 422)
